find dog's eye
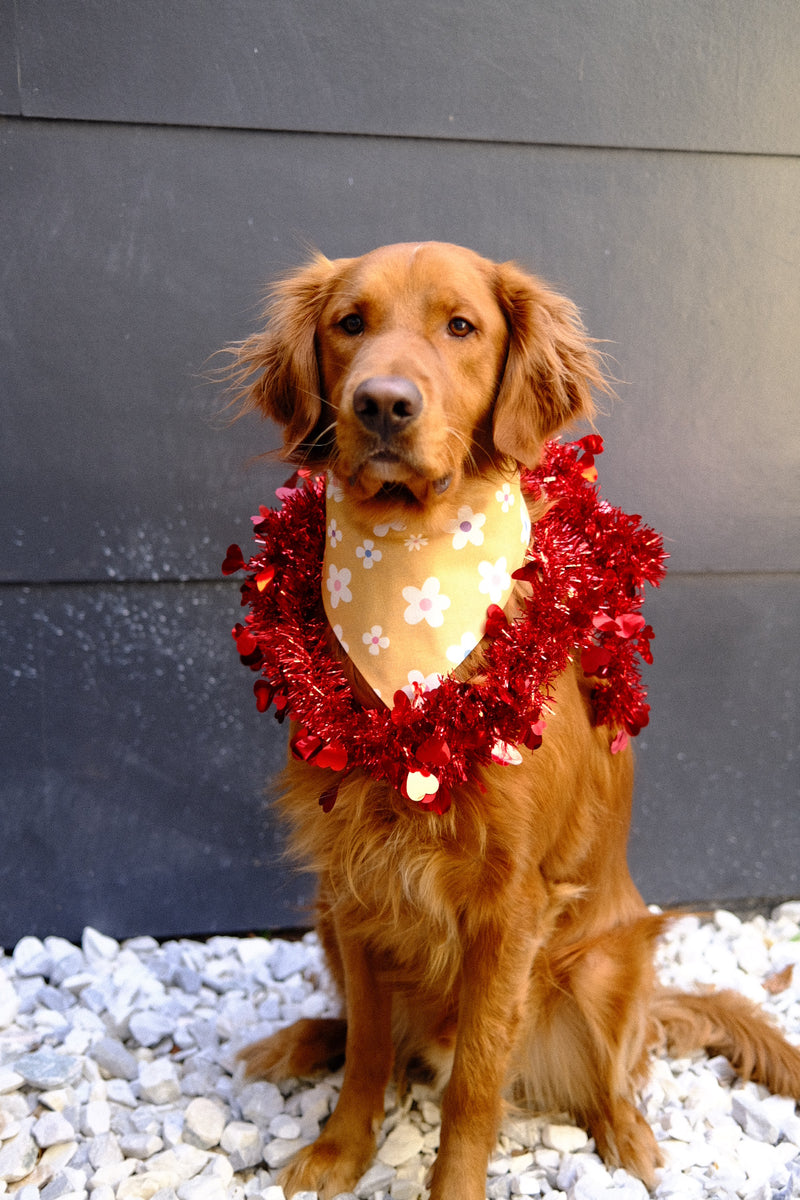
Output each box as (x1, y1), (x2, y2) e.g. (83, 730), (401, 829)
(338, 313), (364, 336)
(448, 316), (474, 337)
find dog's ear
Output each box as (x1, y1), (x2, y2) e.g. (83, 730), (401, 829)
(230, 253), (342, 463)
(492, 260), (606, 469)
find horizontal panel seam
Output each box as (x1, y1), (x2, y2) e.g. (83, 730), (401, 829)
(4, 112), (800, 163)
(1, 571), (799, 592)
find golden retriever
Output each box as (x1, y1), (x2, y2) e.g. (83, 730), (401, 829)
(226, 242), (800, 1199)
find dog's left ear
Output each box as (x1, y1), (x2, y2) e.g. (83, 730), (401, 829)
(228, 253), (343, 463)
(492, 260), (605, 469)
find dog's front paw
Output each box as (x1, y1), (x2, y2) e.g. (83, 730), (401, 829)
(278, 1132), (374, 1200)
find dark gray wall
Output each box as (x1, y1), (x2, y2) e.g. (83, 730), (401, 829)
(2, 1), (798, 945)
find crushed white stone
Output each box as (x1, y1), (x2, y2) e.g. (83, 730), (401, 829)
(184, 1097), (227, 1150)
(1, 906), (799, 1198)
(377, 1120), (426, 1166)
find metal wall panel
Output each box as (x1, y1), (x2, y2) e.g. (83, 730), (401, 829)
(1, 2), (797, 943)
(629, 575), (800, 908)
(12, 0), (800, 154)
(0, 3), (19, 114)
(0, 581), (307, 945)
(1, 572), (796, 946)
(3, 120), (798, 586)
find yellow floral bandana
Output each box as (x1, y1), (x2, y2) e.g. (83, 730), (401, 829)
(322, 473), (531, 706)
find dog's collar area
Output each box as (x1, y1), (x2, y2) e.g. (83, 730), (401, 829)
(225, 438), (667, 815)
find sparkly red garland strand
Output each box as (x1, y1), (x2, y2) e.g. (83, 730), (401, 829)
(223, 438), (666, 814)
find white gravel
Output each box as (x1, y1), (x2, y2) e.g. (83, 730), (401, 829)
(2, 905), (800, 1200)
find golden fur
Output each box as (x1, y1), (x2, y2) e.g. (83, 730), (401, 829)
(226, 242), (800, 1199)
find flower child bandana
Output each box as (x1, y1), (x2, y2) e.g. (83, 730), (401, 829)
(322, 473), (531, 705)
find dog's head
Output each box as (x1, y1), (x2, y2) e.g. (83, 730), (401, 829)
(230, 242), (605, 512)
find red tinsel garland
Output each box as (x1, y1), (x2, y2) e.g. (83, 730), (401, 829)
(223, 438), (667, 814)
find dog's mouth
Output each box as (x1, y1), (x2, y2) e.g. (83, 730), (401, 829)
(371, 474), (453, 503)
(345, 448), (454, 506)
(375, 480), (420, 505)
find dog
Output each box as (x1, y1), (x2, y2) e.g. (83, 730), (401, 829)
(225, 242), (800, 1199)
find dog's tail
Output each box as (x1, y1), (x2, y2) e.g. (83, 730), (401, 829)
(652, 987), (800, 1098)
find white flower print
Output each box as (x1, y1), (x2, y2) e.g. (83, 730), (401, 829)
(363, 625), (390, 656)
(401, 670), (443, 701)
(373, 519), (407, 537)
(447, 506), (486, 550)
(478, 556), (511, 605)
(356, 539), (382, 569)
(327, 518), (343, 547)
(332, 624), (349, 654)
(496, 483), (515, 512)
(403, 577), (451, 627)
(326, 477), (344, 503)
(326, 564), (352, 608)
(404, 533), (428, 551)
(446, 630), (479, 666)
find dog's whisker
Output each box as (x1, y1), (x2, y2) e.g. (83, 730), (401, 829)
(444, 426), (481, 476)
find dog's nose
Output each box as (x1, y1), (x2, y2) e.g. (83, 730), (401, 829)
(352, 376), (423, 440)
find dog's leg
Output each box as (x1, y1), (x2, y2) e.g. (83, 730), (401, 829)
(278, 929), (394, 1200)
(517, 914), (667, 1187)
(428, 921), (538, 1200)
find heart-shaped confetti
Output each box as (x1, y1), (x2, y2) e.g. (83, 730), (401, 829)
(222, 544), (246, 575)
(404, 770), (440, 803)
(490, 740), (523, 766)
